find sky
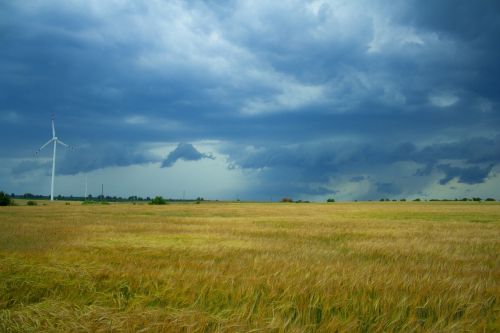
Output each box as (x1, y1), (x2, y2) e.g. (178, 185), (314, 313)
(1, 0), (500, 201)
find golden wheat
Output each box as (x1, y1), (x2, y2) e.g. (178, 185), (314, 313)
(0, 201), (499, 332)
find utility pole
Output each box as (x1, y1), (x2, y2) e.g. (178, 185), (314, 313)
(101, 184), (104, 201)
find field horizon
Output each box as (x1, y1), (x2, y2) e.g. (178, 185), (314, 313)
(1, 201), (499, 332)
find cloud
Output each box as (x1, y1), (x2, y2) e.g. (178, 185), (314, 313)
(241, 81), (327, 116)
(1, 111), (21, 124)
(60, 144), (161, 175)
(11, 160), (51, 176)
(350, 176), (365, 182)
(437, 164), (494, 185)
(375, 182), (401, 195)
(1, 1), (500, 199)
(223, 136), (500, 199)
(429, 92), (459, 107)
(416, 137), (500, 166)
(11, 144), (161, 176)
(161, 143), (214, 168)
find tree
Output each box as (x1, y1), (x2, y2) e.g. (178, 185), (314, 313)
(0, 191), (12, 206)
(326, 198), (335, 202)
(150, 196), (167, 205)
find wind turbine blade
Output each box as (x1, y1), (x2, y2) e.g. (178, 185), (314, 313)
(57, 139), (69, 147)
(52, 118), (56, 137)
(35, 138), (54, 156)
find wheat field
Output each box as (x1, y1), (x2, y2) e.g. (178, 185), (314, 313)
(0, 201), (499, 332)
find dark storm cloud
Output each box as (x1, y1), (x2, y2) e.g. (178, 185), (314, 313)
(58, 145), (161, 175)
(161, 143), (214, 168)
(437, 164), (494, 185)
(400, 0), (500, 41)
(350, 176), (365, 183)
(226, 138), (500, 175)
(417, 137), (500, 165)
(375, 182), (401, 196)
(11, 144), (161, 176)
(1, 1), (500, 199)
(223, 136), (499, 198)
(11, 160), (51, 176)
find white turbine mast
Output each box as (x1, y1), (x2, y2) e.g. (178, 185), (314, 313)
(34, 114), (73, 201)
(84, 175), (88, 200)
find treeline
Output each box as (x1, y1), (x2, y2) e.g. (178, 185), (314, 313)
(2, 191), (498, 205)
(7, 193), (206, 203)
(380, 197), (497, 202)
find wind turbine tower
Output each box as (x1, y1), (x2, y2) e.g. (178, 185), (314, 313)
(35, 115), (72, 201)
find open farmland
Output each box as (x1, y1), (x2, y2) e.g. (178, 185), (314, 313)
(0, 202), (499, 332)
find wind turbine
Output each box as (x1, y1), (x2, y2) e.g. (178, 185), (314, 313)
(35, 115), (72, 201)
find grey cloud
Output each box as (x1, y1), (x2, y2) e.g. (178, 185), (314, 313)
(437, 164), (494, 185)
(11, 144), (161, 176)
(1, 1), (500, 199)
(11, 160), (51, 176)
(375, 182), (401, 195)
(400, 0), (500, 41)
(60, 145), (161, 175)
(224, 136), (499, 198)
(415, 163), (433, 177)
(417, 137), (500, 165)
(239, 168), (337, 201)
(161, 143), (214, 168)
(227, 137), (500, 175)
(350, 176), (365, 182)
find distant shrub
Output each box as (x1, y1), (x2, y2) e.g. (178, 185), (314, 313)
(400, 199), (406, 202)
(413, 198), (421, 201)
(82, 200), (109, 205)
(472, 197), (482, 202)
(326, 198), (335, 203)
(150, 196), (167, 205)
(485, 198), (496, 202)
(0, 191), (12, 206)
(65, 202), (71, 205)
(27, 200), (37, 206)
(281, 198), (293, 203)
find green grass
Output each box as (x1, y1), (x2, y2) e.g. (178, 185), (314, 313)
(0, 202), (499, 332)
